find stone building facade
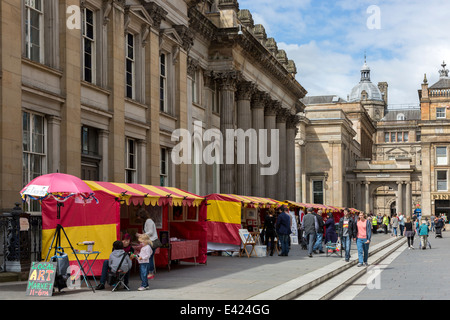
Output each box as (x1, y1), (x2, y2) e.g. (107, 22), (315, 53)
(299, 60), (450, 219)
(299, 58), (423, 217)
(419, 62), (450, 219)
(0, 0), (307, 213)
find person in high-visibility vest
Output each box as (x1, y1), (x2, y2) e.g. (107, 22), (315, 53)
(372, 215), (378, 234)
(383, 214), (389, 234)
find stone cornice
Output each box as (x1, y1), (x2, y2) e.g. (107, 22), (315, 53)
(235, 28), (307, 100)
(188, 6), (217, 42)
(188, 7), (307, 100)
(141, 1), (168, 31)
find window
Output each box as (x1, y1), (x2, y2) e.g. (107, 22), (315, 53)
(397, 113), (406, 121)
(81, 126), (99, 157)
(23, 111), (46, 185)
(416, 131), (421, 142)
(312, 180), (324, 204)
(82, 8), (95, 83)
(160, 53), (167, 112)
(384, 132), (389, 143)
(23, 112), (46, 212)
(125, 138), (137, 183)
(25, 0), (44, 63)
(83, 8), (95, 83)
(126, 33), (135, 99)
(160, 147), (169, 186)
(403, 132), (409, 142)
(437, 107), (446, 119)
(437, 171), (447, 191)
(391, 132), (396, 143)
(436, 147), (447, 166)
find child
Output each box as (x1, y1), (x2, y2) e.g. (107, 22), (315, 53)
(137, 234), (153, 291)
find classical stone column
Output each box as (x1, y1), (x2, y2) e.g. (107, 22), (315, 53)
(405, 181), (412, 217)
(356, 181), (362, 211)
(251, 92), (267, 197)
(263, 101), (280, 199)
(396, 181), (403, 215)
(236, 81), (255, 196)
(98, 129), (110, 182)
(276, 108), (288, 201)
(286, 115), (298, 201)
(216, 71), (239, 194)
(47, 116), (61, 174)
(137, 139), (147, 184)
(365, 182), (371, 213)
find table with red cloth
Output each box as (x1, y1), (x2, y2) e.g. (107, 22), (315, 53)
(170, 240), (199, 263)
(133, 240), (199, 271)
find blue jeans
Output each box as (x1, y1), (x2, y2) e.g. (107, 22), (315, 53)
(279, 234), (290, 255)
(313, 232), (323, 252)
(341, 236), (351, 261)
(139, 263), (151, 288)
(393, 227), (398, 236)
(306, 232), (316, 255)
(356, 238), (370, 264)
(149, 249), (155, 273)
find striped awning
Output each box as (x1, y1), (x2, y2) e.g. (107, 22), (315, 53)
(222, 194), (281, 208)
(84, 181), (204, 207)
(284, 200), (343, 212)
(205, 194), (281, 209)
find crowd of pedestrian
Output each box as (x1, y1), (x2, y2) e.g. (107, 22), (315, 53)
(260, 206), (448, 264)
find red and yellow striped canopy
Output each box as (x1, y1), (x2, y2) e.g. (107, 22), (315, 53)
(217, 194), (281, 209)
(84, 181), (204, 207)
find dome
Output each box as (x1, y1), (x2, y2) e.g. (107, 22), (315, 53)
(348, 59), (383, 102)
(349, 81), (383, 102)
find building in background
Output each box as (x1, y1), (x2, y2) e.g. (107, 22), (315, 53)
(419, 62), (450, 219)
(299, 58), (422, 217)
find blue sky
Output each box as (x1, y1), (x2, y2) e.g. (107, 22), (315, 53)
(238, 0), (450, 106)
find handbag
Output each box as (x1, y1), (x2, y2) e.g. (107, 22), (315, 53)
(151, 238), (163, 249)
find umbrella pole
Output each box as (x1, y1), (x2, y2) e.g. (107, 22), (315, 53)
(45, 202), (95, 293)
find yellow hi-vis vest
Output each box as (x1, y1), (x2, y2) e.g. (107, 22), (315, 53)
(372, 216), (377, 225)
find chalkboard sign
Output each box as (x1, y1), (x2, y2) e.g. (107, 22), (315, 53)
(26, 262), (57, 297)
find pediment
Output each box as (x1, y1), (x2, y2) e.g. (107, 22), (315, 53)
(160, 28), (184, 46)
(128, 5), (153, 26)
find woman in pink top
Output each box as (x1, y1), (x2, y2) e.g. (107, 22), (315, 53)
(356, 212), (372, 267)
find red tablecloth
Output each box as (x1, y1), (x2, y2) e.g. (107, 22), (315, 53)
(170, 240), (199, 260)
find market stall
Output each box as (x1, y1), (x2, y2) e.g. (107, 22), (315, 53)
(40, 181), (207, 276)
(204, 193), (281, 252)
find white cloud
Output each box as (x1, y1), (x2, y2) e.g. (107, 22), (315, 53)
(239, 0), (450, 106)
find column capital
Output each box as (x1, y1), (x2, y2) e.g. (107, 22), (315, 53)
(210, 70), (241, 91)
(276, 108), (290, 123)
(251, 91), (269, 109)
(236, 81), (256, 101)
(264, 100), (281, 116)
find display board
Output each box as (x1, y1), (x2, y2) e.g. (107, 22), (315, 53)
(26, 262), (57, 297)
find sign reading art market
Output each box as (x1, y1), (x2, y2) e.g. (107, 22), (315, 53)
(26, 262), (57, 297)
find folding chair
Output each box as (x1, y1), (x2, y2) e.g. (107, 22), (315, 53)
(109, 252), (130, 292)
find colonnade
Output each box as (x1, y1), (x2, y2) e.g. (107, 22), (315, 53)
(211, 71), (299, 199)
(356, 180), (413, 217)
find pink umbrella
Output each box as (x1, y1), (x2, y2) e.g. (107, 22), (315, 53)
(20, 173), (97, 292)
(20, 173), (97, 203)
